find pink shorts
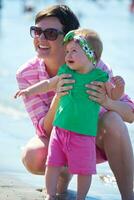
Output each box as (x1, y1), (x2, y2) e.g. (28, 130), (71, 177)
(46, 127), (96, 175)
(96, 145), (107, 163)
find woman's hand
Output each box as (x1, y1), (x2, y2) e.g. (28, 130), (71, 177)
(86, 81), (134, 123)
(56, 74), (75, 97)
(86, 81), (109, 107)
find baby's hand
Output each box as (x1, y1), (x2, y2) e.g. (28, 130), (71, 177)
(14, 89), (29, 99)
(112, 76), (125, 89)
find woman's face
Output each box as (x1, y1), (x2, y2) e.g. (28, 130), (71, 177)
(33, 17), (65, 61)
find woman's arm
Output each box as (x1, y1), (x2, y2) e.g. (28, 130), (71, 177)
(86, 81), (134, 123)
(103, 98), (134, 123)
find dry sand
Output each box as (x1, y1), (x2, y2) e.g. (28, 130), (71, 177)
(0, 173), (76, 200)
(0, 174), (44, 200)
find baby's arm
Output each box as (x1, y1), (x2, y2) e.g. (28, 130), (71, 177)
(14, 75), (59, 98)
(105, 76), (125, 100)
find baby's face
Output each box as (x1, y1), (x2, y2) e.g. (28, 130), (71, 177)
(65, 40), (90, 73)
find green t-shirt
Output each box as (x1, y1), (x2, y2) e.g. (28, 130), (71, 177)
(53, 64), (109, 136)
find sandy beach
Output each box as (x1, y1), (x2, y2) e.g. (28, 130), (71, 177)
(0, 173), (79, 200)
(0, 173), (44, 200)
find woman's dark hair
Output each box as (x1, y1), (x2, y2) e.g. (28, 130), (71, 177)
(35, 4), (80, 35)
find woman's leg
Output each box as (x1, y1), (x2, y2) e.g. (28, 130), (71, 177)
(21, 135), (48, 175)
(56, 167), (72, 194)
(77, 175), (92, 200)
(96, 111), (134, 200)
(21, 135), (72, 194)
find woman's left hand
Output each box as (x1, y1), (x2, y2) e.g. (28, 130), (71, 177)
(56, 74), (75, 97)
(86, 81), (108, 106)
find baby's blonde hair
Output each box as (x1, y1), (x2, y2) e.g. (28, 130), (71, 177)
(74, 28), (103, 62)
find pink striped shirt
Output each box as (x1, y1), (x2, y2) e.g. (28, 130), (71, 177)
(16, 57), (134, 137)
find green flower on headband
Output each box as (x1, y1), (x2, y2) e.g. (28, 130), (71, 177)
(63, 30), (97, 66)
(83, 44), (94, 57)
(63, 30), (75, 43)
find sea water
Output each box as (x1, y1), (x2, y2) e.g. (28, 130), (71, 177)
(0, 0), (134, 199)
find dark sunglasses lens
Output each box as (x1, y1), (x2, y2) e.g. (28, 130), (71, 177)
(30, 27), (41, 38)
(30, 27), (63, 40)
(45, 29), (58, 41)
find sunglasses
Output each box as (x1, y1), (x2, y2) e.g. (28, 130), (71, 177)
(30, 26), (64, 41)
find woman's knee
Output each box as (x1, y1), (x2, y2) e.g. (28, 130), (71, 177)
(21, 146), (47, 174)
(100, 111), (127, 133)
(97, 111), (129, 147)
(21, 136), (49, 175)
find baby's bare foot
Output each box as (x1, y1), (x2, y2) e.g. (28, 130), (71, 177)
(45, 194), (57, 200)
(56, 191), (68, 200)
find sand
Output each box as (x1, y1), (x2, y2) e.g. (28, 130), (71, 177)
(0, 174), (44, 200)
(0, 173), (78, 200)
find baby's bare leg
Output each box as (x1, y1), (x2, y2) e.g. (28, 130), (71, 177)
(77, 175), (92, 200)
(21, 136), (72, 196)
(45, 166), (61, 199)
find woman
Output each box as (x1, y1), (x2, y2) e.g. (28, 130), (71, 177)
(16, 4), (134, 200)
